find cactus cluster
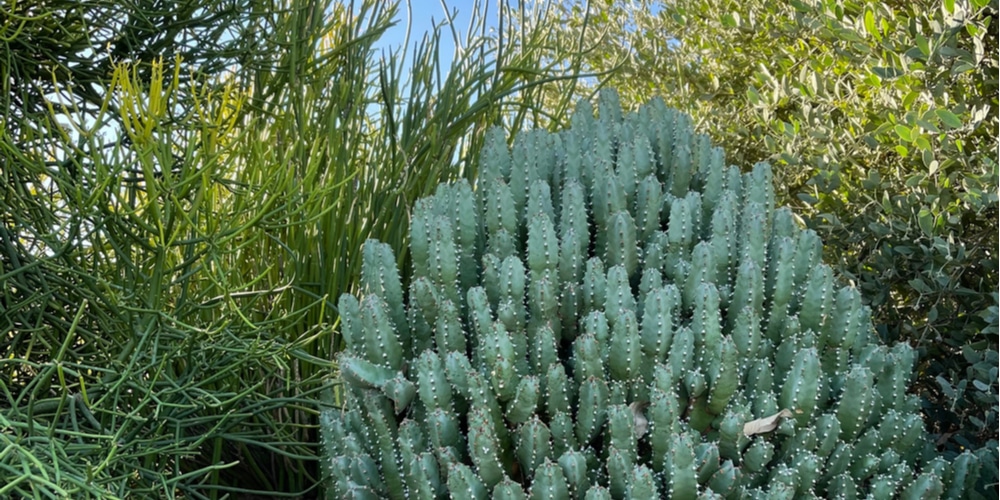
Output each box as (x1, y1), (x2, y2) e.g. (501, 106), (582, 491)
(320, 90), (982, 499)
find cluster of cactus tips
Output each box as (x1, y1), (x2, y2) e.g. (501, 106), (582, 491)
(320, 90), (983, 499)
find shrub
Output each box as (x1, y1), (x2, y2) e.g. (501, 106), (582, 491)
(513, 1), (999, 468)
(320, 90), (984, 498)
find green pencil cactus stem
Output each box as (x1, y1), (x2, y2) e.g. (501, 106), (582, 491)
(320, 90), (979, 499)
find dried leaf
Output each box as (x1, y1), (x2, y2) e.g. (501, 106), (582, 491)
(630, 401), (650, 439)
(743, 409), (793, 437)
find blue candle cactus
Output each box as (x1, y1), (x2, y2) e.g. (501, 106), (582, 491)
(320, 90), (982, 499)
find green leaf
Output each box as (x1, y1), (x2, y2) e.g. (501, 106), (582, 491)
(863, 9), (879, 42)
(873, 66), (903, 79)
(746, 86), (761, 106)
(783, 122), (795, 138)
(927, 159), (940, 175)
(951, 62), (976, 75)
(937, 376), (956, 399)
(918, 209), (935, 236)
(790, 0), (810, 12)
(882, 191), (893, 214)
(915, 119), (940, 133)
(909, 278), (932, 294)
(936, 109), (963, 129)
(944, 0), (955, 13)
(922, 150), (936, 171)
(905, 174), (926, 187)
(797, 193), (819, 205)
(916, 34), (930, 57)
(835, 28), (863, 43)
(894, 125), (912, 142)
(861, 170), (881, 189)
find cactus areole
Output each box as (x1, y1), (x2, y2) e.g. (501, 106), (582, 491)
(321, 90), (979, 499)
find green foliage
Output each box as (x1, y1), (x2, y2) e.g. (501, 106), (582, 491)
(517, 0), (999, 474)
(322, 91), (984, 498)
(0, 0), (594, 496)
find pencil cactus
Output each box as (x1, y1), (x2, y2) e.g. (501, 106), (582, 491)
(320, 90), (982, 499)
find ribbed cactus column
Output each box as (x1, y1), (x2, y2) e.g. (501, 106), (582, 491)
(319, 90), (981, 499)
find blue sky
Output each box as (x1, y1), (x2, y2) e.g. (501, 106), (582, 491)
(374, 1), (500, 72)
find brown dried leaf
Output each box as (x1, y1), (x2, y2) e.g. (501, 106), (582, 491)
(743, 409), (794, 437)
(630, 401), (650, 439)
